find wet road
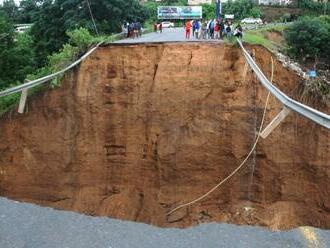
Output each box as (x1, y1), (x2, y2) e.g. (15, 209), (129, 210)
(114, 27), (223, 43)
(0, 197), (329, 248)
(114, 23), (289, 44)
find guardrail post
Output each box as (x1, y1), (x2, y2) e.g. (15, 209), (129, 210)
(260, 107), (291, 139)
(18, 88), (28, 114)
(236, 38), (330, 130)
(242, 61), (249, 81)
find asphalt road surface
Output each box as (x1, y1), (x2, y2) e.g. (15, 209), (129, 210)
(0, 197), (329, 248)
(114, 27), (223, 43)
(114, 23), (290, 44)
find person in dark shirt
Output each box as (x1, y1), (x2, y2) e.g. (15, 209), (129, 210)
(234, 24), (243, 39)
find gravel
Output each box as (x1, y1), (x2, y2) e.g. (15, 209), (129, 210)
(0, 197), (329, 248)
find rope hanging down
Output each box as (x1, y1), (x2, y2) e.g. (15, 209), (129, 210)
(167, 56), (275, 216)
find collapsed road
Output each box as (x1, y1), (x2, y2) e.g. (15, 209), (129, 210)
(0, 28), (329, 247)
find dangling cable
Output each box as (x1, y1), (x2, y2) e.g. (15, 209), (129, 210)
(167, 55), (275, 217)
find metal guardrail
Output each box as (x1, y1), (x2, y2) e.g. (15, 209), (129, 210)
(237, 38), (330, 130)
(0, 42), (103, 98)
(1, 33), (329, 130)
(0, 29), (151, 98)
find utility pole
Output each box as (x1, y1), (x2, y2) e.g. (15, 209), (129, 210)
(216, 0), (221, 19)
(86, 0), (99, 36)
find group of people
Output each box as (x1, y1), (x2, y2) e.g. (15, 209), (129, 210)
(122, 18), (244, 40)
(122, 21), (143, 39)
(153, 23), (163, 33)
(184, 19), (243, 40)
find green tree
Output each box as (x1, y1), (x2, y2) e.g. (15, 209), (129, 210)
(0, 12), (15, 88)
(17, 0), (41, 23)
(249, 6), (261, 18)
(30, 0), (149, 66)
(7, 33), (36, 82)
(284, 16), (330, 61)
(0, 12), (36, 89)
(223, 0), (261, 20)
(201, 3), (215, 20)
(161, 0), (187, 5)
(144, 1), (158, 22)
(0, 0), (19, 22)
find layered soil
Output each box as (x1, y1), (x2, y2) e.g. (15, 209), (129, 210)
(0, 43), (329, 230)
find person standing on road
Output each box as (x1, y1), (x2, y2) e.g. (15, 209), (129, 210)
(154, 22), (158, 33)
(122, 22), (128, 37)
(129, 22), (134, 38)
(133, 21), (139, 38)
(209, 19), (215, 39)
(126, 22), (131, 38)
(192, 20), (196, 37)
(137, 21), (142, 37)
(193, 20), (200, 39)
(159, 22), (163, 33)
(206, 20), (210, 39)
(219, 21), (225, 39)
(214, 20), (220, 39)
(185, 20), (192, 39)
(198, 20), (202, 39)
(226, 23), (232, 37)
(202, 20), (208, 39)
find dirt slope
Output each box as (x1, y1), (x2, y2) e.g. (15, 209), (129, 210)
(0, 43), (329, 230)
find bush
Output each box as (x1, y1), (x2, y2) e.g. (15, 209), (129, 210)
(249, 6), (262, 18)
(47, 44), (78, 73)
(0, 92), (21, 116)
(46, 28), (99, 86)
(0, 27), (99, 116)
(284, 16), (330, 61)
(67, 28), (95, 53)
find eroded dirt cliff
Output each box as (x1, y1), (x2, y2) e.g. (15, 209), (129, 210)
(0, 43), (329, 230)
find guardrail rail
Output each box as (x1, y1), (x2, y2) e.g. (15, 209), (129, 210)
(0, 35), (329, 132)
(0, 42), (102, 98)
(236, 38), (330, 130)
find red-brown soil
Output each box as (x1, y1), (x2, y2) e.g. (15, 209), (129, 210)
(0, 43), (329, 230)
(265, 30), (285, 45)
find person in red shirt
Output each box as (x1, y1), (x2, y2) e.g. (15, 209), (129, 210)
(214, 21), (220, 39)
(185, 20), (192, 39)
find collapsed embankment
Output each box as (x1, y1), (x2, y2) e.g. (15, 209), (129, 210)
(0, 43), (329, 230)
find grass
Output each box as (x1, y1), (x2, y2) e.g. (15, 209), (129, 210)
(0, 93), (21, 116)
(242, 32), (272, 48)
(242, 23), (330, 107)
(223, 24), (289, 49)
(0, 84), (47, 117)
(241, 24), (289, 50)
